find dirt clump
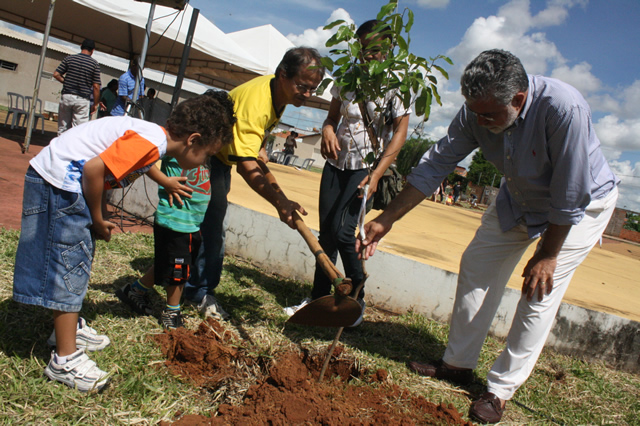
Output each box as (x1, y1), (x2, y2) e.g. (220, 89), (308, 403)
(157, 319), (473, 425)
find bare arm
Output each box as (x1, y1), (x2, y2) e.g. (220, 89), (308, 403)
(320, 98), (342, 160)
(521, 223), (572, 301)
(53, 71), (64, 84)
(356, 183), (427, 259)
(82, 156), (116, 241)
(146, 164), (192, 207)
(91, 83), (101, 114)
(236, 158), (307, 228)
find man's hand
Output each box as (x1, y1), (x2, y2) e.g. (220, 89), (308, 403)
(521, 251), (557, 301)
(162, 176), (193, 207)
(276, 199), (307, 229)
(356, 216), (393, 260)
(91, 219), (116, 242)
(520, 223), (571, 302)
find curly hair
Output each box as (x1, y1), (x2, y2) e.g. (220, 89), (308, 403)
(165, 90), (236, 148)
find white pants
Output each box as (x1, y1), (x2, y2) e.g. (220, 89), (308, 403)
(58, 94), (90, 136)
(443, 187), (618, 400)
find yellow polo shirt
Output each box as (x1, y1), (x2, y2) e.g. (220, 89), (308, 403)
(217, 74), (282, 166)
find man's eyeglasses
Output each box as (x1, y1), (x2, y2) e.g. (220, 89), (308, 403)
(295, 81), (318, 95)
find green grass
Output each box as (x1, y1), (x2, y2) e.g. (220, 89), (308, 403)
(1, 228), (638, 424)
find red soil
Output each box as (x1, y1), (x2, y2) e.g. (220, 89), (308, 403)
(156, 318), (473, 425)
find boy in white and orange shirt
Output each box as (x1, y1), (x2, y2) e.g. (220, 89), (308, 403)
(12, 91), (235, 392)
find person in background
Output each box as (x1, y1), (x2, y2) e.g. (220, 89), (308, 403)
(98, 79), (118, 118)
(53, 38), (101, 135)
(111, 58), (145, 117)
(283, 130), (298, 164)
(357, 49), (619, 423)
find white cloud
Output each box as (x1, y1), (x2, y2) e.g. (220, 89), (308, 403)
(286, 8), (354, 55)
(608, 159), (640, 212)
(594, 115), (640, 155)
(551, 62), (601, 94)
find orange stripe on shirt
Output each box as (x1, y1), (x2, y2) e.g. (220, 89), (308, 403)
(99, 129), (161, 182)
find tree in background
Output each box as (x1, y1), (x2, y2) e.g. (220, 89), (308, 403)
(466, 150), (503, 188)
(624, 213), (640, 232)
(395, 136), (437, 177)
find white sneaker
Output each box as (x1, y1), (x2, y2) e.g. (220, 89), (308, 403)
(47, 317), (111, 352)
(349, 299), (366, 328)
(283, 298), (311, 317)
(197, 294), (229, 320)
(43, 349), (109, 392)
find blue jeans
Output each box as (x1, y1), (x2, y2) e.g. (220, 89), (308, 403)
(312, 164), (368, 300)
(184, 157), (231, 302)
(13, 167), (95, 312)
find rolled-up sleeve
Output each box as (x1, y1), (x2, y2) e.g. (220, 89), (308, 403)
(546, 105), (592, 225)
(408, 108), (478, 196)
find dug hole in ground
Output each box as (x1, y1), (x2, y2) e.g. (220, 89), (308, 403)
(155, 318), (472, 425)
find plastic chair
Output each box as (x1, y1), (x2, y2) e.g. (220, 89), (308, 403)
(271, 151), (285, 164)
(300, 158), (315, 170)
(284, 154), (298, 166)
(4, 92), (27, 129)
(24, 96), (46, 134)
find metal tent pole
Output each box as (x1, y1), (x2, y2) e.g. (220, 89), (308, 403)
(23, 0), (56, 153)
(131, 0), (156, 112)
(170, 8), (199, 110)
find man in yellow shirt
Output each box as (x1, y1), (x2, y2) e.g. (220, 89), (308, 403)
(184, 47), (325, 318)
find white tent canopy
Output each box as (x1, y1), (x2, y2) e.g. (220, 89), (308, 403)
(228, 24), (332, 110)
(0, 0), (268, 90)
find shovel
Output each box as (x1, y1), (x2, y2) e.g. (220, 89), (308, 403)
(287, 210), (363, 327)
(254, 158), (363, 327)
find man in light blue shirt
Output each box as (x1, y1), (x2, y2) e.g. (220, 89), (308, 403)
(111, 58), (145, 117)
(358, 49), (619, 423)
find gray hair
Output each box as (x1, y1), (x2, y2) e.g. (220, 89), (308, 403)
(460, 49), (529, 105)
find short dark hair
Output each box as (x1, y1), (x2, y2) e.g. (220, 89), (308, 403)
(147, 88), (156, 98)
(460, 49), (529, 105)
(81, 39), (95, 51)
(356, 20), (392, 41)
(166, 90), (236, 148)
(275, 47), (324, 80)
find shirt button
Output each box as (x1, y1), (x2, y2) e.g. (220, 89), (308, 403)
(507, 131), (512, 136)
(506, 155), (511, 160)
(507, 177), (512, 181)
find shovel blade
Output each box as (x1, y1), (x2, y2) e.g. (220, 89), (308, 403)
(287, 295), (362, 327)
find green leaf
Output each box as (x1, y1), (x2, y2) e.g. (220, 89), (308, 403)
(406, 9), (414, 32)
(433, 64), (449, 80)
(377, 2), (398, 20)
(316, 78), (333, 96)
(323, 20), (345, 31)
(320, 57), (334, 72)
(364, 151), (376, 165)
(396, 35), (408, 52)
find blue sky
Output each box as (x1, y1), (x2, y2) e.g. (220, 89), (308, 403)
(190, 0), (640, 212)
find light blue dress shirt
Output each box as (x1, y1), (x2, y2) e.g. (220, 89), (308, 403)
(110, 70), (145, 117)
(408, 75), (619, 238)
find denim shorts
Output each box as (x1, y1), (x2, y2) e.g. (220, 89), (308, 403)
(13, 167), (95, 312)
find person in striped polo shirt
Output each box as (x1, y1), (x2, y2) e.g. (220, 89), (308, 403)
(53, 38), (101, 135)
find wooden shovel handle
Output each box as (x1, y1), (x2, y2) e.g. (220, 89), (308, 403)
(256, 158), (343, 282)
(292, 211), (343, 281)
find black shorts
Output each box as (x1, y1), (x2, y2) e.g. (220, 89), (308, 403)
(153, 223), (202, 287)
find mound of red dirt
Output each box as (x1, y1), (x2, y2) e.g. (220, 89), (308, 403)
(156, 318), (472, 425)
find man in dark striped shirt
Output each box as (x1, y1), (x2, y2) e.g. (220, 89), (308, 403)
(53, 39), (101, 135)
